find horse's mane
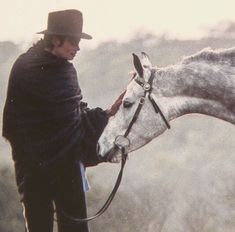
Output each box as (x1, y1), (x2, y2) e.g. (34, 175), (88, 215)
(182, 47), (235, 66)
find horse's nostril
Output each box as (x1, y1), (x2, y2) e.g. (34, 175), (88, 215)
(98, 154), (106, 162)
(96, 143), (100, 154)
(98, 154), (104, 161)
(96, 143), (104, 161)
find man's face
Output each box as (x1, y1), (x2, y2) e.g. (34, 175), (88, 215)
(51, 37), (81, 60)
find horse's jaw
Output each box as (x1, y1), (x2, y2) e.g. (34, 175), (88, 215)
(98, 140), (122, 163)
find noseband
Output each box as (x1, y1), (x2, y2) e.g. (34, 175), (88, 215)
(113, 69), (170, 154)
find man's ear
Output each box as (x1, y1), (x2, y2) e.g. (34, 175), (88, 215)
(51, 36), (61, 47)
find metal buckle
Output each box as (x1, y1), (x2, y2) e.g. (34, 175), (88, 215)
(114, 135), (130, 149)
(143, 83), (151, 91)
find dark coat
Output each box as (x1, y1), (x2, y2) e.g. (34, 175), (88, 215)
(2, 40), (106, 178)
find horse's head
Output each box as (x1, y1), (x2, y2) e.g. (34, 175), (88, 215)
(98, 52), (169, 162)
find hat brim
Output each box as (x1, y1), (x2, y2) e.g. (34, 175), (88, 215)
(81, 32), (92, 40)
(37, 30), (92, 40)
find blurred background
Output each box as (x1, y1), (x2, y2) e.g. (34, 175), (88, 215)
(1, 0), (235, 231)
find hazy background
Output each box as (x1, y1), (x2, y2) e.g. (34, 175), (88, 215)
(1, 1), (235, 231)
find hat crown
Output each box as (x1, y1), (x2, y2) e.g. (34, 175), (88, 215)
(38, 9), (92, 40)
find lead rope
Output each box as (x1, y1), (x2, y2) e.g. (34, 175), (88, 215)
(55, 148), (128, 224)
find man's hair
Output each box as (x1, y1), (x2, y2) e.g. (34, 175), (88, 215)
(43, 34), (66, 49)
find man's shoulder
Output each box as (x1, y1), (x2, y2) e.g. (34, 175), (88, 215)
(15, 49), (73, 72)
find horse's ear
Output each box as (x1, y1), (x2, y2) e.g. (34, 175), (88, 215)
(132, 53), (143, 78)
(141, 52), (152, 69)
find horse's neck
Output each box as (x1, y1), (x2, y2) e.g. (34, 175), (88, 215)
(154, 62), (235, 125)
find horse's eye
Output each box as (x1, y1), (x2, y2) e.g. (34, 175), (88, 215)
(123, 100), (133, 108)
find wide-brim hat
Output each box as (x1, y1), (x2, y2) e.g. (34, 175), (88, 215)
(37, 9), (92, 40)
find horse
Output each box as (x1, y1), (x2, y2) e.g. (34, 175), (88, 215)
(98, 47), (235, 162)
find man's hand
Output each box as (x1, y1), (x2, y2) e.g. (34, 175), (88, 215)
(106, 90), (126, 117)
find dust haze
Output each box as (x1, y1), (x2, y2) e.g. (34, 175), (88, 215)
(1, 23), (235, 231)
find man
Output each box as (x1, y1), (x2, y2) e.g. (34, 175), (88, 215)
(2, 9), (122, 232)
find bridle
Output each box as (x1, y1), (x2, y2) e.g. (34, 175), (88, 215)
(110, 68), (170, 158)
(60, 69), (170, 224)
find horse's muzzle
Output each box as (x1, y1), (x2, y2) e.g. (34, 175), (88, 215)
(97, 136), (130, 162)
(96, 143), (106, 162)
(97, 143), (114, 162)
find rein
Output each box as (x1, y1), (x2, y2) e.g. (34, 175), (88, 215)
(60, 69), (170, 224)
(58, 149), (128, 223)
